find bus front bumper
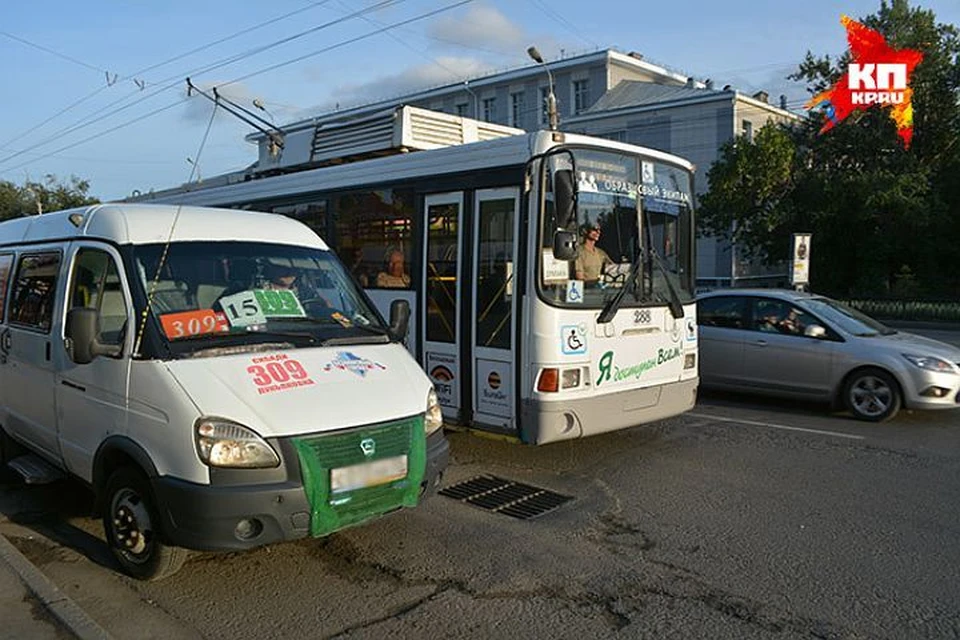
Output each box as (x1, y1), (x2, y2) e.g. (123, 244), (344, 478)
(519, 377), (698, 445)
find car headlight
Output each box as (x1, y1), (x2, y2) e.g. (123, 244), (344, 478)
(425, 388), (444, 435)
(196, 419), (280, 468)
(902, 354), (957, 374)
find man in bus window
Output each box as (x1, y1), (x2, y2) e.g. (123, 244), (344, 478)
(376, 249), (411, 288)
(575, 223), (612, 284)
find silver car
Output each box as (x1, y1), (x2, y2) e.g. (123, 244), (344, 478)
(697, 289), (960, 421)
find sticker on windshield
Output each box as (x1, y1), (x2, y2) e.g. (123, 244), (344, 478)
(331, 312), (352, 328)
(566, 280), (584, 304)
(160, 309), (230, 340)
(254, 289), (306, 318)
(219, 290), (268, 327)
(247, 354), (316, 395)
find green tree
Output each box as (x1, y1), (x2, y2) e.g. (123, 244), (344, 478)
(698, 0), (960, 297)
(0, 174), (99, 221)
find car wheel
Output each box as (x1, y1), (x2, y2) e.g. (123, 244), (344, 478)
(844, 368), (901, 422)
(102, 467), (188, 581)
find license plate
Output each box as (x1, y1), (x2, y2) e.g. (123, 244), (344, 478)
(330, 455), (408, 494)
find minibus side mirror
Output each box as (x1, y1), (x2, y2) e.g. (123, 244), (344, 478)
(553, 230), (578, 261)
(65, 308), (122, 364)
(388, 299), (410, 342)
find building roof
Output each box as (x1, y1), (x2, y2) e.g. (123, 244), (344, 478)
(587, 81), (726, 112)
(250, 49), (694, 141)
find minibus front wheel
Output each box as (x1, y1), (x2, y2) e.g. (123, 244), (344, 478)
(103, 467), (189, 581)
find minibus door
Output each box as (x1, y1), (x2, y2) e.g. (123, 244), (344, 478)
(471, 188), (520, 431)
(55, 244), (133, 480)
(2, 249), (64, 462)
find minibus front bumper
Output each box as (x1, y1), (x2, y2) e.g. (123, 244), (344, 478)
(152, 428), (448, 552)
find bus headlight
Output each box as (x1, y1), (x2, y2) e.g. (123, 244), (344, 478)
(196, 419), (280, 468)
(425, 388), (444, 435)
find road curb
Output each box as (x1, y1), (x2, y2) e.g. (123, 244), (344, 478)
(0, 532), (113, 640)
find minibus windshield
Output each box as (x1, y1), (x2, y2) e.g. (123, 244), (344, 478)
(132, 241), (388, 353)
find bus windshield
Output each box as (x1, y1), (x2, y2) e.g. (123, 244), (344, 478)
(132, 241), (388, 356)
(539, 148), (695, 309)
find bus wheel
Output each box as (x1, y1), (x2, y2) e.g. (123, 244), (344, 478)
(103, 467), (188, 581)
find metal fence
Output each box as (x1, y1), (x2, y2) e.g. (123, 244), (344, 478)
(842, 299), (960, 324)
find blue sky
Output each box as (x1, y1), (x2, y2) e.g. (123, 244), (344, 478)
(2, 0), (957, 201)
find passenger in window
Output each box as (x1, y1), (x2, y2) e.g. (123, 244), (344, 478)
(347, 247), (370, 287)
(376, 249), (411, 288)
(574, 223), (612, 284)
(778, 309), (802, 335)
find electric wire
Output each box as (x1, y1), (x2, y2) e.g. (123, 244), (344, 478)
(0, 0), (474, 176)
(0, 0), (407, 170)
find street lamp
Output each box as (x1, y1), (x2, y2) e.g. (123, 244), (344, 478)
(527, 46), (558, 131)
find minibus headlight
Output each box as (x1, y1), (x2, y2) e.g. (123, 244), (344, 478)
(196, 420), (280, 468)
(425, 388), (444, 435)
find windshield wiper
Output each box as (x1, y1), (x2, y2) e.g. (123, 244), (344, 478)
(598, 249), (646, 324)
(648, 249), (685, 319)
(280, 316), (394, 343)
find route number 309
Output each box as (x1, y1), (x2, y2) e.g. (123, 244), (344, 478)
(247, 359), (310, 386)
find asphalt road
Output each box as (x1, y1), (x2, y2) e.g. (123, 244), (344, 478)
(2, 388), (959, 640)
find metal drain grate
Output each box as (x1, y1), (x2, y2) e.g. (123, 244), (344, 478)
(439, 475), (573, 520)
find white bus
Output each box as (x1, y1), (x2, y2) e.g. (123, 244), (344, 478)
(131, 108), (699, 444)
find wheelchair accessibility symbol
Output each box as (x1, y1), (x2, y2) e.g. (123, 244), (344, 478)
(561, 324), (587, 355)
(566, 280), (584, 303)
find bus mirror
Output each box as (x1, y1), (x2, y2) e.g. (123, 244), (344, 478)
(553, 230), (578, 261)
(388, 299), (410, 342)
(554, 169), (576, 227)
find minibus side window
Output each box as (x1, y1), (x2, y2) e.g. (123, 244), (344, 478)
(9, 252), (61, 332)
(0, 253), (13, 323)
(69, 249), (129, 348)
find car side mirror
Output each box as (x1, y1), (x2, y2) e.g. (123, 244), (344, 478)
(553, 230), (578, 261)
(804, 324), (827, 339)
(65, 307), (122, 364)
(388, 299), (410, 342)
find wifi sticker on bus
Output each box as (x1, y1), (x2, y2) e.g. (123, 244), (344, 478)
(160, 309), (230, 340)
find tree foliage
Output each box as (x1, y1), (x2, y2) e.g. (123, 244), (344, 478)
(0, 175), (99, 222)
(698, 0), (960, 297)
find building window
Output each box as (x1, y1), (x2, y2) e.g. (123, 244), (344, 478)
(600, 130), (627, 143)
(510, 92), (524, 128)
(539, 87), (550, 125)
(456, 103), (469, 117)
(573, 79), (590, 114)
(742, 120), (753, 142)
(482, 97), (497, 122)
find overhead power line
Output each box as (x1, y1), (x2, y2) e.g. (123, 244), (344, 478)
(0, 0), (474, 176)
(0, 0), (408, 170)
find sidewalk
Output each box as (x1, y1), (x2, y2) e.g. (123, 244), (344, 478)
(0, 532), (111, 640)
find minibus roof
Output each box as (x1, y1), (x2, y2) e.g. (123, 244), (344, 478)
(0, 203), (328, 249)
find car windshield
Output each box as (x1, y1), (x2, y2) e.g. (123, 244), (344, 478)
(539, 148), (694, 308)
(803, 297), (895, 337)
(133, 241), (387, 355)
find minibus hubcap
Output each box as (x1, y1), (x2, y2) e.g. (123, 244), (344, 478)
(112, 489), (151, 557)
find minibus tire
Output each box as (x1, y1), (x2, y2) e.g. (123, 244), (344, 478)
(103, 467), (188, 581)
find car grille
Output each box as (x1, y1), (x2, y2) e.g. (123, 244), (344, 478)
(292, 416), (426, 537)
